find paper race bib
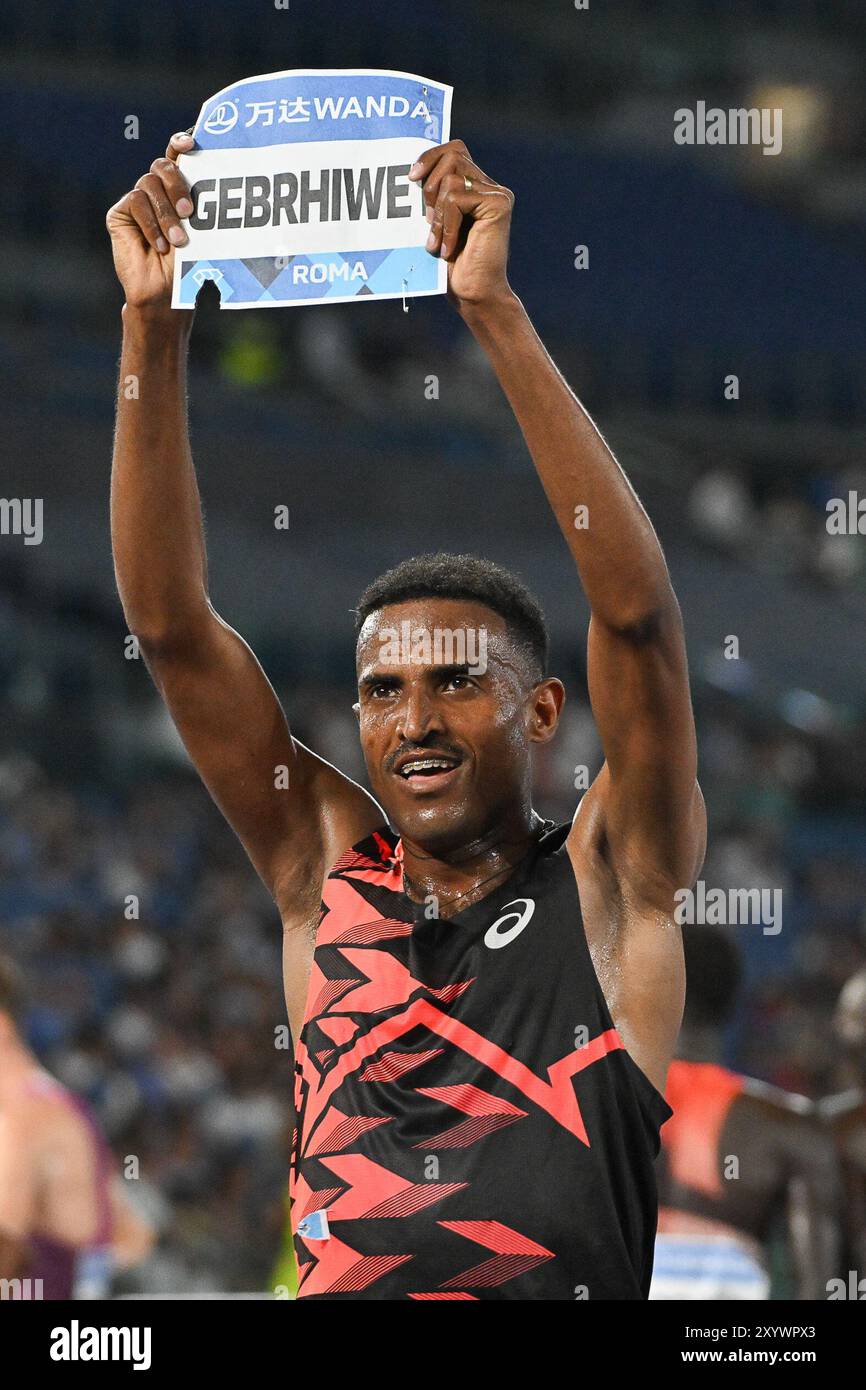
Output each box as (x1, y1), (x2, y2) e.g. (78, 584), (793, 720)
(171, 68), (453, 310)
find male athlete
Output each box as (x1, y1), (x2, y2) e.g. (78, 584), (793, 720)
(651, 927), (840, 1299)
(107, 130), (706, 1299)
(0, 956), (154, 1297)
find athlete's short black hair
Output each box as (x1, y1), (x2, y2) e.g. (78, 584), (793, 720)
(0, 954), (26, 1024)
(354, 553), (549, 680)
(682, 925), (742, 1029)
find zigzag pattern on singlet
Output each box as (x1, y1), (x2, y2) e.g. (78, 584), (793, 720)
(291, 835), (626, 1299)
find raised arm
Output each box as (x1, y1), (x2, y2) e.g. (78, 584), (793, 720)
(411, 141), (706, 912)
(462, 299), (705, 908)
(106, 136), (382, 997)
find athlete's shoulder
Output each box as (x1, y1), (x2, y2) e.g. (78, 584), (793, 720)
(325, 824), (396, 874)
(536, 819), (571, 854)
(504, 820), (575, 905)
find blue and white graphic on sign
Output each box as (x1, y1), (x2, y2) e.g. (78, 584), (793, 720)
(171, 68), (452, 310)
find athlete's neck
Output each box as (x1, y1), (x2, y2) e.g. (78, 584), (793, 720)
(400, 808), (547, 918)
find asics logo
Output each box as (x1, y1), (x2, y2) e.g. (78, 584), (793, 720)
(484, 897), (535, 949)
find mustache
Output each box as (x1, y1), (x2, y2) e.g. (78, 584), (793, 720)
(386, 739), (464, 773)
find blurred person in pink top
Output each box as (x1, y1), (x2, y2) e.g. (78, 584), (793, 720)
(0, 955), (154, 1299)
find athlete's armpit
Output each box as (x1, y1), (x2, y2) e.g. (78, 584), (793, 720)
(565, 814), (686, 1098)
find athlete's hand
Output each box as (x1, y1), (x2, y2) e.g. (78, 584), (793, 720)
(106, 133), (195, 312)
(409, 139), (514, 313)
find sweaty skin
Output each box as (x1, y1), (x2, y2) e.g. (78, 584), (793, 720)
(107, 135), (706, 1096)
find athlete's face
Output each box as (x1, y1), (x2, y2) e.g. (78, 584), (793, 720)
(355, 598), (563, 852)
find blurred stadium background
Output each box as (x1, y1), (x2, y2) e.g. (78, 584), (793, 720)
(1, 0), (865, 1293)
